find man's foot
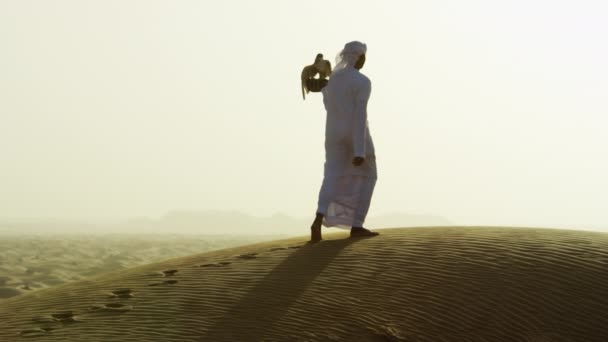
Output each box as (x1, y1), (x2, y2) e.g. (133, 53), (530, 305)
(350, 227), (379, 238)
(310, 224), (322, 242)
(310, 213), (323, 242)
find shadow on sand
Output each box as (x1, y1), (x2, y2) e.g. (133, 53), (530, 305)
(200, 237), (358, 340)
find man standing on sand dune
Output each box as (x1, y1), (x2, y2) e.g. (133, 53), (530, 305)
(310, 41), (379, 242)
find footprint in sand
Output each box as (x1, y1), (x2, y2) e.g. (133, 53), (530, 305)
(26, 316), (60, 334)
(236, 252), (258, 260)
(109, 288), (134, 299)
(162, 269), (178, 277)
(146, 279), (179, 286)
(88, 303), (133, 313)
(147, 269), (179, 277)
(22, 312), (78, 337)
(50, 311), (80, 323)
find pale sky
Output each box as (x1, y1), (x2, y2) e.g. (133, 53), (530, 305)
(1, 0), (607, 227)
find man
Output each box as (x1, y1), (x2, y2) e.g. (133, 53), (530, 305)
(310, 41), (379, 242)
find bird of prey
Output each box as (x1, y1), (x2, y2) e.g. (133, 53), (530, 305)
(301, 53), (332, 100)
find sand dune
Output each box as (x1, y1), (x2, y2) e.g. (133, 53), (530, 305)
(0, 234), (277, 302)
(1, 227), (607, 341)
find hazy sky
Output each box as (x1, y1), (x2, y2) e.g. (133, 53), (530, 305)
(1, 0), (607, 227)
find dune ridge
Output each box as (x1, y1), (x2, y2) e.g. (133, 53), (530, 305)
(1, 227), (607, 341)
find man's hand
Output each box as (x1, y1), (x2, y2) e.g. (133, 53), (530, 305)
(352, 156), (365, 166)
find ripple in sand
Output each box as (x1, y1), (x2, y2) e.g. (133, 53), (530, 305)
(19, 328), (47, 337)
(236, 252), (258, 260)
(369, 324), (408, 341)
(109, 288), (134, 299)
(103, 303), (133, 312)
(88, 304), (105, 312)
(31, 316), (59, 324)
(146, 279), (179, 286)
(50, 311), (74, 320)
(88, 303), (133, 313)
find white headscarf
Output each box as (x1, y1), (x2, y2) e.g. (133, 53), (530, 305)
(332, 41), (367, 76)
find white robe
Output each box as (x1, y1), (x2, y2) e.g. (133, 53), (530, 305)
(316, 66), (377, 228)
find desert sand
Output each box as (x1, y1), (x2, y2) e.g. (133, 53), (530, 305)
(0, 234), (276, 302)
(1, 227), (607, 341)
